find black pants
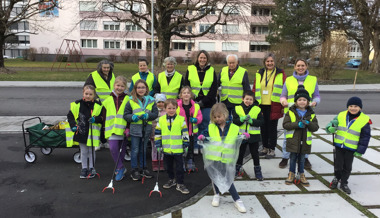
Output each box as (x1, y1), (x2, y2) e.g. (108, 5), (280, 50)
(237, 141), (260, 166)
(186, 136), (194, 160)
(334, 147), (355, 185)
(164, 153), (184, 184)
(260, 105), (278, 150)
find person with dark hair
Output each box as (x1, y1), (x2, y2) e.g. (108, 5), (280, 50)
(84, 59), (115, 102)
(183, 50), (217, 153)
(253, 53), (286, 159)
(130, 58), (157, 97)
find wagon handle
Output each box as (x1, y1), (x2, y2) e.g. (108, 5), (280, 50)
(22, 117), (42, 149)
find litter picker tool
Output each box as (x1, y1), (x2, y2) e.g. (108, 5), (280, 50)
(187, 121), (199, 174)
(149, 150), (162, 197)
(102, 145), (124, 194)
(141, 119), (147, 184)
(88, 115), (100, 179)
(330, 131), (337, 188)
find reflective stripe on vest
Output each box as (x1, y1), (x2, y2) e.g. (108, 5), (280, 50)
(334, 110), (370, 150)
(176, 103), (200, 134)
(234, 105), (261, 135)
(220, 66), (246, 104)
(103, 96), (129, 139)
(284, 75), (316, 113)
(188, 65), (214, 97)
(132, 72), (154, 92)
(158, 71), (182, 99)
(90, 71), (115, 102)
(65, 102), (102, 147)
(255, 71), (283, 105)
(129, 98), (154, 125)
(160, 115), (185, 154)
(285, 111), (315, 145)
(206, 123), (240, 164)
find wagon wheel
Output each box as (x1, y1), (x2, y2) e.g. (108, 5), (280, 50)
(24, 151), (37, 163)
(41, 147), (53, 155)
(73, 151), (81, 164)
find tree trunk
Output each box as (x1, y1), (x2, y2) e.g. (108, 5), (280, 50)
(359, 31), (371, 70)
(157, 32), (171, 69)
(0, 34), (5, 68)
(371, 30), (380, 74)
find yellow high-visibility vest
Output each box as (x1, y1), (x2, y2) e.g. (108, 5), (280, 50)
(220, 66), (246, 104)
(90, 71), (115, 102)
(131, 72), (155, 92)
(129, 97), (155, 125)
(187, 65), (214, 97)
(255, 71), (283, 104)
(158, 71), (182, 99)
(234, 105), (261, 135)
(102, 96), (129, 139)
(284, 75), (317, 113)
(285, 110), (315, 145)
(159, 115), (185, 154)
(176, 103), (201, 133)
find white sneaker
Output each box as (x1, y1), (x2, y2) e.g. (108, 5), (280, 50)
(95, 146), (101, 151)
(124, 153), (131, 161)
(234, 199), (246, 213)
(211, 194), (220, 207)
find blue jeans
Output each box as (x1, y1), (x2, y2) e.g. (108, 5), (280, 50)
(289, 152), (305, 173)
(130, 136), (148, 169)
(197, 107), (211, 149)
(282, 131), (309, 159)
(213, 183), (240, 201)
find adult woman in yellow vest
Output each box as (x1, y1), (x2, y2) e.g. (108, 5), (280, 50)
(279, 59), (321, 169)
(154, 56), (183, 99)
(183, 50), (218, 153)
(253, 53), (286, 159)
(129, 58), (157, 97)
(218, 54), (251, 117)
(325, 97), (371, 194)
(84, 60), (115, 102)
(123, 79), (158, 181)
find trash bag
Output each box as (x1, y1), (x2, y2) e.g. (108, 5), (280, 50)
(200, 135), (244, 194)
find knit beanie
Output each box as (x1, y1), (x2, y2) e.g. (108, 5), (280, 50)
(294, 85), (310, 101)
(347, 96), (362, 108)
(155, 93), (167, 103)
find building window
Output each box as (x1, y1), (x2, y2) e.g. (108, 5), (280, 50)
(102, 2), (120, 12)
(174, 25), (187, 33)
(250, 25), (269, 35)
(250, 44), (269, 52)
(81, 39), (97, 48)
(80, 20), (97, 30)
(223, 6), (239, 15)
(199, 42), (215, 51)
(126, 40), (142, 49)
(10, 21), (29, 31)
(199, 6), (215, 15)
(11, 7), (24, 17)
(173, 42), (186, 50)
(199, 24), (215, 33)
(103, 22), (120, 31)
(125, 22), (141, 31)
(18, 35), (30, 45)
(104, 40), (120, 49)
(79, 1), (97, 11)
(147, 41), (159, 50)
(125, 3), (141, 12)
(222, 42), (239, 51)
(251, 7), (271, 16)
(222, 24), (239, 34)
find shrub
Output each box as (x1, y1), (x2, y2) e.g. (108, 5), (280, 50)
(85, 57), (107, 63)
(209, 52), (224, 64)
(120, 51), (130, 63)
(108, 53), (117, 62)
(28, 47), (37, 61)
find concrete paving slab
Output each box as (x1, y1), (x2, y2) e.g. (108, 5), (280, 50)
(324, 175), (380, 206)
(321, 154), (380, 173)
(370, 130), (380, 136)
(234, 180), (300, 192)
(361, 148), (380, 166)
(368, 209), (380, 217)
(368, 138), (380, 146)
(159, 213), (171, 218)
(313, 128), (329, 134)
(308, 155), (333, 174)
(181, 195), (269, 218)
(317, 134), (334, 143)
(244, 159), (312, 179)
(0, 116), (65, 132)
(311, 139), (335, 153)
(302, 179), (331, 191)
(265, 193), (365, 217)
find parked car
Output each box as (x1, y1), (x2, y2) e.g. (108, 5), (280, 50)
(346, 59), (361, 68)
(306, 57), (320, 67)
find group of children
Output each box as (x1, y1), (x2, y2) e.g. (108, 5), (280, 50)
(66, 76), (371, 213)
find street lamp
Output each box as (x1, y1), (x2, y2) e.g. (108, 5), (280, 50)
(151, 0), (154, 74)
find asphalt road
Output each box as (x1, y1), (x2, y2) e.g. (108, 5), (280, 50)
(1, 87), (379, 116)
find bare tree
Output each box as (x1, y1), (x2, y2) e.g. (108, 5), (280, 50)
(0, 0), (59, 68)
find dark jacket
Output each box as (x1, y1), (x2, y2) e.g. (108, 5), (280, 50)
(282, 105), (319, 154)
(183, 64), (217, 108)
(67, 99), (103, 144)
(232, 101), (264, 143)
(252, 67), (286, 120)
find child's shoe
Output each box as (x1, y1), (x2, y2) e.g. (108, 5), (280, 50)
(88, 168), (97, 179)
(235, 164), (243, 179)
(285, 172), (295, 185)
(254, 165), (264, 181)
(115, 167), (126, 181)
(152, 161), (159, 172)
(141, 168), (153, 179)
(330, 177), (339, 189)
(211, 194), (220, 207)
(266, 149), (275, 159)
(304, 158), (312, 170)
(124, 152), (131, 161)
(300, 173), (309, 187)
(259, 147), (268, 156)
(234, 199), (247, 213)
(279, 158), (288, 168)
(176, 184), (190, 194)
(163, 179), (176, 189)
(340, 184), (351, 194)
(80, 168), (87, 179)
(131, 169), (142, 181)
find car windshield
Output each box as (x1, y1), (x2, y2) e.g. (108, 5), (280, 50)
(354, 60), (360, 62)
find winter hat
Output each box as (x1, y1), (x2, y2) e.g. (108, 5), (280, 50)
(347, 96), (362, 108)
(294, 85), (310, 101)
(155, 93), (167, 103)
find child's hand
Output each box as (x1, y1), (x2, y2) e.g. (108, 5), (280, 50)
(239, 116), (247, 122)
(140, 113), (149, 120)
(248, 119), (253, 125)
(327, 126), (336, 134)
(71, 126), (77, 132)
(89, 117), (95, 123)
(354, 152), (362, 157)
(197, 134), (205, 141)
(331, 120), (339, 127)
(298, 121), (305, 128)
(132, 114), (140, 122)
(190, 117), (198, 123)
(242, 132), (250, 139)
(302, 120), (310, 125)
(156, 147), (162, 153)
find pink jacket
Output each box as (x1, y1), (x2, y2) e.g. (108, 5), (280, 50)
(177, 99), (203, 136)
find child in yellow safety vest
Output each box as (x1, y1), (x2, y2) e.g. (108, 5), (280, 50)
(232, 90), (264, 180)
(101, 76), (129, 181)
(66, 85), (103, 179)
(155, 99), (190, 194)
(283, 85), (319, 187)
(151, 93), (167, 171)
(198, 103), (249, 213)
(325, 96), (371, 194)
